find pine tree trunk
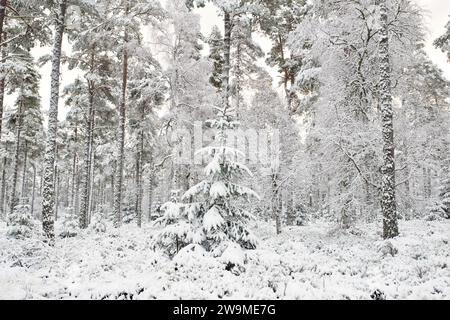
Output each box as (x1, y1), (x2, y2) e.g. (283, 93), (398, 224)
(74, 168), (80, 217)
(0, 156), (8, 216)
(113, 25), (128, 228)
(88, 149), (95, 223)
(41, 0), (67, 243)
(54, 165), (59, 220)
(0, 1), (7, 220)
(21, 141), (28, 197)
(135, 130), (143, 227)
(147, 171), (153, 221)
(0, 0), (6, 138)
(70, 119), (78, 209)
(79, 84), (94, 229)
(31, 163), (36, 217)
(222, 10), (232, 111)
(0, 150), (6, 219)
(9, 97), (23, 215)
(70, 153), (77, 208)
(111, 160), (116, 209)
(379, 0), (398, 239)
(272, 173), (282, 235)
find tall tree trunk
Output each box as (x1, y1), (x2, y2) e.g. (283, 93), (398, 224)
(135, 130), (143, 227)
(74, 168), (80, 218)
(21, 140), (28, 197)
(88, 149), (95, 223)
(41, 0), (67, 243)
(70, 153), (77, 208)
(113, 23), (129, 228)
(222, 10), (232, 111)
(70, 119), (78, 208)
(111, 159), (116, 209)
(79, 83), (94, 229)
(147, 170), (153, 221)
(0, 148), (6, 218)
(0, 0), (6, 138)
(9, 97), (22, 214)
(31, 163), (36, 217)
(379, 0), (398, 239)
(54, 165), (59, 220)
(0, 1), (7, 220)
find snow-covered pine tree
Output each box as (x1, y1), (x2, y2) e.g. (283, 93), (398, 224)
(66, 3), (116, 229)
(91, 205), (107, 233)
(207, 25), (224, 91)
(128, 47), (165, 227)
(241, 72), (300, 234)
(108, 0), (164, 228)
(259, 0), (309, 112)
(7, 49), (41, 216)
(154, 104), (259, 257)
(184, 103), (259, 253)
(434, 16), (450, 63)
(59, 207), (78, 238)
(6, 199), (34, 239)
(230, 15), (264, 119)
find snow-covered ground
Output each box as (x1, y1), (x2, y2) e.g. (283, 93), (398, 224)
(0, 219), (449, 300)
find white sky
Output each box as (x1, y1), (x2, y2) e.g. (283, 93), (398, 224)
(8, 0), (450, 122)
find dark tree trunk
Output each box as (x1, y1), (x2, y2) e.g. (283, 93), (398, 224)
(222, 10), (231, 111)
(9, 96), (23, 215)
(113, 23), (129, 228)
(135, 130), (143, 227)
(0, 0), (7, 138)
(379, 0), (398, 239)
(31, 164), (36, 217)
(79, 81), (95, 228)
(41, 0), (68, 243)
(21, 141), (28, 197)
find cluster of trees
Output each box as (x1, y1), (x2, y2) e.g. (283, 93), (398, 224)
(0, 0), (449, 255)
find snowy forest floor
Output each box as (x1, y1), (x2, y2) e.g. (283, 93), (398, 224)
(0, 219), (449, 300)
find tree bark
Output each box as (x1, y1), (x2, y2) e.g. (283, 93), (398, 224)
(147, 170), (153, 221)
(135, 129), (143, 227)
(31, 163), (36, 217)
(222, 10), (232, 111)
(272, 173), (282, 235)
(379, 0), (398, 239)
(70, 118), (78, 209)
(113, 20), (129, 228)
(9, 96), (22, 214)
(21, 140), (28, 197)
(54, 165), (59, 220)
(41, 0), (67, 243)
(0, 1), (7, 220)
(88, 149), (95, 222)
(0, 0), (7, 138)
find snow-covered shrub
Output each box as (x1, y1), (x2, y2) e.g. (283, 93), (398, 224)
(91, 209), (107, 233)
(427, 181), (450, 220)
(152, 199), (191, 257)
(122, 205), (135, 224)
(59, 208), (78, 238)
(220, 242), (246, 275)
(293, 204), (308, 226)
(6, 203), (34, 239)
(150, 200), (163, 221)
